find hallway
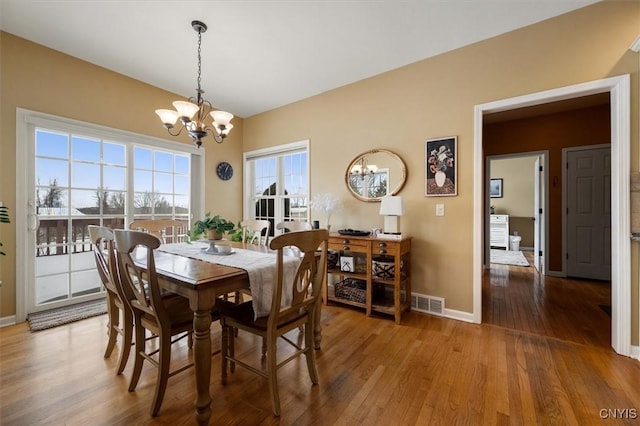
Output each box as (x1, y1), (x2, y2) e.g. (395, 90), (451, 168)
(482, 251), (612, 348)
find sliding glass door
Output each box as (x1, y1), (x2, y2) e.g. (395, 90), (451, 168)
(17, 110), (203, 316)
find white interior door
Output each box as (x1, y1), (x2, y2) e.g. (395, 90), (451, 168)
(566, 146), (611, 280)
(533, 157), (541, 271)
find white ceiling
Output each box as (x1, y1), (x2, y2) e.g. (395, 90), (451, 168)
(0, 0), (600, 118)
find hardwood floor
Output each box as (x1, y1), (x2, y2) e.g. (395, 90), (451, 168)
(483, 250), (612, 348)
(1, 269), (638, 425)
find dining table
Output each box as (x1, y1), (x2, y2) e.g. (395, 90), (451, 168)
(131, 239), (323, 425)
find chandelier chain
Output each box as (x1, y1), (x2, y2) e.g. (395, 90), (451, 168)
(155, 20), (233, 148)
(197, 29), (202, 92)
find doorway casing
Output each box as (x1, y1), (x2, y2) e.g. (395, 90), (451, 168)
(473, 75), (631, 356)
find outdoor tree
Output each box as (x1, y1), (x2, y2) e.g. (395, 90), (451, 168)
(38, 179), (64, 208)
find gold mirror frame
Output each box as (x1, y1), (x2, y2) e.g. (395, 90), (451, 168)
(345, 149), (407, 202)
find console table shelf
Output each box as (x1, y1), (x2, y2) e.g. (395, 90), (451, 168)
(323, 233), (412, 324)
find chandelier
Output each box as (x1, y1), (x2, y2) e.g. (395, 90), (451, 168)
(155, 20), (233, 148)
(350, 158), (377, 179)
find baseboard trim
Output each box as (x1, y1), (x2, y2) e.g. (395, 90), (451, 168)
(412, 305), (474, 323)
(443, 308), (475, 323)
(630, 345), (640, 360)
(0, 315), (17, 328)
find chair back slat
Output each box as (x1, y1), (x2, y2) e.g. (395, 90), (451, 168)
(129, 219), (188, 244)
(241, 219), (271, 246)
(88, 225), (120, 299)
(268, 229), (328, 326)
(275, 221), (313, 233)
(114, 229), (167, 325)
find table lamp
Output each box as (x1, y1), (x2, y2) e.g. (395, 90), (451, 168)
(379, 195), (404, 234)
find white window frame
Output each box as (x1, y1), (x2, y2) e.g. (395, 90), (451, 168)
(15, 108), (206, 321)
(243, 140), (310, 232)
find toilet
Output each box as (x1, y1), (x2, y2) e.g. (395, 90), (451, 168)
(509, 234), (522, 251)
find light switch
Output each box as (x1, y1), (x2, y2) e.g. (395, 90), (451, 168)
(436, 203), (445, 216)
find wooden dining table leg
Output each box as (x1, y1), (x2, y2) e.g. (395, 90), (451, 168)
(193, 306), (213, 425)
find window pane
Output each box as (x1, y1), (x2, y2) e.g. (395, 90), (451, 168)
(154, 172), (173, 193)
(71, 136), (100, 161)
(134, 147), (152, 169)
(134, 192), (155, 214)
(104, 191), (126, 215)
(37, 158), (69, 187)
(154, 194), (173, 214)
(36, 130), (68, 159)
(175, 155), (189, 174)
(71, 162), (100, 188)
(103, 165), (126, 191)
(70, 221), (99, 252)
(174, 175), (189, 194)
(134, 170), (152, 192)
(71, 189), (100, 213)
(103, 142), (125, 165)
(36, 273), (69, 304)
(155, 151), (173, 172)
(37, 189), (69, 212)
(71, 269), (101, 296)
(174, 195), (189, 214)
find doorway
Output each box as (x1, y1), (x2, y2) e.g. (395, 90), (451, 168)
(472, 75), (631, 356)
(485, 153), (546, 273)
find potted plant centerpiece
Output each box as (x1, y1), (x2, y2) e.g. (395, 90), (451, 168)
(189, 213), (236, 241)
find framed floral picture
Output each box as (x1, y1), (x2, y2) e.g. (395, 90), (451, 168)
(425, 136), (457, 196)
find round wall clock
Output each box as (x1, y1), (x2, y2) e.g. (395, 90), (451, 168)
(216, 161), (233, 180)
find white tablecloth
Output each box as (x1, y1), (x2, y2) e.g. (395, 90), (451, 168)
(157, 242), (301, 318)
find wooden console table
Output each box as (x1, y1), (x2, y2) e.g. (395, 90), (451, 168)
(323, 233), (412, 324)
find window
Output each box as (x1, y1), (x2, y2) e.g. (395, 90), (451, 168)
(244, 141), (309, 235)
(132, 147), (191, 221)
(18, 108), (204, 311)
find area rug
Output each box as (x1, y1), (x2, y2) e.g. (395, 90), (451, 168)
(490, 249), (529, 267)
(28, 299), (107, 332)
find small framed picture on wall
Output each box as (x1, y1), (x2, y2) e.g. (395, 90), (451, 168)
(490, 178), (503, 198)
(425, 136), (457, 196)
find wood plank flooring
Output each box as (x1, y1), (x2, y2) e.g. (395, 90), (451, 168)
(1, 260), (638, 425)
(483, 251), (612, 348)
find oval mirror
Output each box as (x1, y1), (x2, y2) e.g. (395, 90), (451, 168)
(345, 149), (407, 202)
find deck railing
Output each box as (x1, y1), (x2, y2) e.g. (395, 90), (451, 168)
(36, 218), (125, 257)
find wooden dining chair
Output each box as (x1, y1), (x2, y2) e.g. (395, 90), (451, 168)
(114, 229), (212, 417)
(129, 219), (187, 244)
(275, 220), (313, 233)
(218, 229), (328, 416)
(88, 225), (132, 375)
(240, 219), (271, 246)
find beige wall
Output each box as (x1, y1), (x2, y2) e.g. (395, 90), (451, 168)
(490, 157), (537, 217)
(242, 1), (640, 334)
(1, 2), (639, 342)
(0, 32), (245, 317)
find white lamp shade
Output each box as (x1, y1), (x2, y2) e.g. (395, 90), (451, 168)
(216, 123), (234, 136)
(351, 164), (363, 174)
(172, 101), (200, 119)
(210, 110), (234, 126)
(379, 196), (404, 216)
(367, 164), (378, 174)
(155, 109), (179, 126)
